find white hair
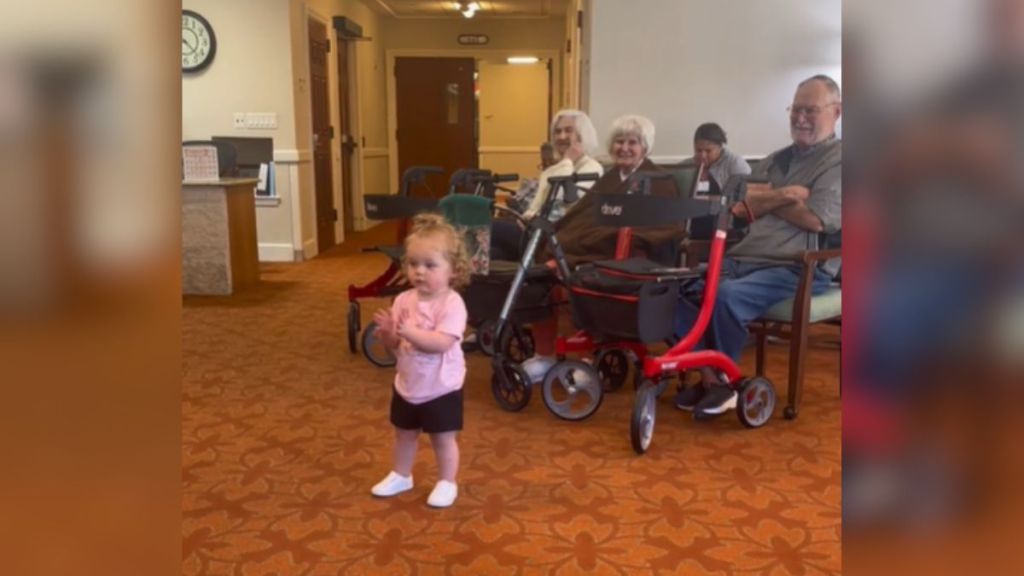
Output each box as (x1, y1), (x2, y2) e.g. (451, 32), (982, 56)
(550, 109), (600, 155)
(608, 114), (656, 154)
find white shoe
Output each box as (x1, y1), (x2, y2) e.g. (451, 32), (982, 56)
(371, 471), (413, 497)
(426, 480), (458, 508)
(521, 355), (555, 384)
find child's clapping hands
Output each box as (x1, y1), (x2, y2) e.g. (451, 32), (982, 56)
(373, 308), (401, 349)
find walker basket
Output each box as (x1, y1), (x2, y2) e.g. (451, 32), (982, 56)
(568, 262), (679, 343)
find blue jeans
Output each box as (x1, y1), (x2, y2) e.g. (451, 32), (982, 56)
(673, 258), (832, 362)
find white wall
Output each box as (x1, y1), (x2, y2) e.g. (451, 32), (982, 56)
(586, 0), (842, 160)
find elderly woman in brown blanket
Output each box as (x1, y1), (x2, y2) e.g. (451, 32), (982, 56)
(521, 114), (686, 383)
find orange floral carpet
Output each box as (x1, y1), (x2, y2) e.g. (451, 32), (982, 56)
(183, 236), (841, 575)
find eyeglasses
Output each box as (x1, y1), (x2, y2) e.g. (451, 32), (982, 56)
(787, 102), (840, 117)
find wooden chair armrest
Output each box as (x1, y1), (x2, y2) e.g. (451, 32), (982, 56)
(787, 248), (841, 329)
(798, 248), (841, 265)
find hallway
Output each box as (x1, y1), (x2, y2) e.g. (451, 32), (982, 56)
(183, 238), (841, 575)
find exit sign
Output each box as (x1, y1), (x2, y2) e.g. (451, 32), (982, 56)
(458, 34), (489, 45)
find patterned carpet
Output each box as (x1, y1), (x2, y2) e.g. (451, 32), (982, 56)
(182, 234), (841, 575)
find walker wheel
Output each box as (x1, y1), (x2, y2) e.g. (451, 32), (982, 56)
(541, 360), (603, 421)
(595, 349), (630, 393)
(477, 320), (497, 356)
(361, 321), (397, 368)
(347, 302), (360, 354)
(783, 406), (798, 420)
(736, 376), (777, 428)
(491, 360), (532, 411)
(498, 323), (535, 363)
(630, 380), (658, 454)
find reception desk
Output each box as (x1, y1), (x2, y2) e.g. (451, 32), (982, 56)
(182, 178), (260, 295)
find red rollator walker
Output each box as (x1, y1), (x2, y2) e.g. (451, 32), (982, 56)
(586, 192), (778, 454)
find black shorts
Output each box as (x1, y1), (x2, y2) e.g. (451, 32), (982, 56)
(390, 388), (463, 433)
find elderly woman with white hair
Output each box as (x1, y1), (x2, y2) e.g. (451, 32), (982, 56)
(551, 114), (683, 268)
(491, 109), (603, 261)
(520, 114), (686, 383)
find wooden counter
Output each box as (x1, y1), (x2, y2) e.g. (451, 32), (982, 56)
(182, 178), (260, 295)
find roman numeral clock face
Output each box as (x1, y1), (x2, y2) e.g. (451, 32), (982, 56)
(182, 10), (216, 73)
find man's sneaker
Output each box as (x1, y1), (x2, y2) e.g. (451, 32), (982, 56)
(521, 355), (556, 384)
(694, 383), (738, 416)
(426, 480), (458, 508)
(371, 471), (413, 497)
(674, 384), (705, 411)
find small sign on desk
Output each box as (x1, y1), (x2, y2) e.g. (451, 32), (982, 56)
(182, 146), (220, 182)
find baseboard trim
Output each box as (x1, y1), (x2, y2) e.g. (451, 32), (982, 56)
(273, 149), (313, 164)
(258, 243), (296, 262)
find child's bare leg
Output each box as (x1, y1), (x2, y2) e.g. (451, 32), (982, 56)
(393, 427), (420, 476)
(430, 432), (459, 482)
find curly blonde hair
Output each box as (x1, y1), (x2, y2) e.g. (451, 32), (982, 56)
(403, 213), (472, 289)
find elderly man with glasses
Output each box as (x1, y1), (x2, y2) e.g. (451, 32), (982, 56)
(674, 74), (843, 417)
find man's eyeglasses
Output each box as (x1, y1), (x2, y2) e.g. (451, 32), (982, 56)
(787, 102), (840, 117)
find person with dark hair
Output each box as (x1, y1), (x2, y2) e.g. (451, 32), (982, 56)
(692, 122), (750, 192)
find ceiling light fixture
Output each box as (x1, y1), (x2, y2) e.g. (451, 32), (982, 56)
(457, 1), (480, 18)
(507, 56), (540, 64)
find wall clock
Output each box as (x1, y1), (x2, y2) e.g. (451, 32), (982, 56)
(182, 10), (217, 73)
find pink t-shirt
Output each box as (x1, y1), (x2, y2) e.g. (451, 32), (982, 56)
(390, 289), (467, 404)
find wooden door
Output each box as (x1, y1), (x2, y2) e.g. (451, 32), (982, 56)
(395, 57), (476, 197)
(335, 32), (356, 234)
(309, 18), (336, 252)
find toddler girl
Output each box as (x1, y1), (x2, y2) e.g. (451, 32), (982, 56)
(370, 213), (471, 508)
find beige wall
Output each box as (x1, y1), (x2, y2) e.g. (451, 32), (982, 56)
(182, 0), (297, 148)
(182, 0), (307, 261)
(478, 61), (550, 182)
(182, 2), (567, 257)
(182, 0), (389, 260)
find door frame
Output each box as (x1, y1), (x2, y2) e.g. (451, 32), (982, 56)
(384, 48), (561, 198)
(304, 8), (368, 247)
(332, 21), (363, 240)
(307, 10), (336, 254)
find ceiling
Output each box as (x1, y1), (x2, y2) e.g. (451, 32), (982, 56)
(370, 1), (570, 19)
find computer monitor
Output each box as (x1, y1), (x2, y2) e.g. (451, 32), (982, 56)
(211, 136), (274, 178)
